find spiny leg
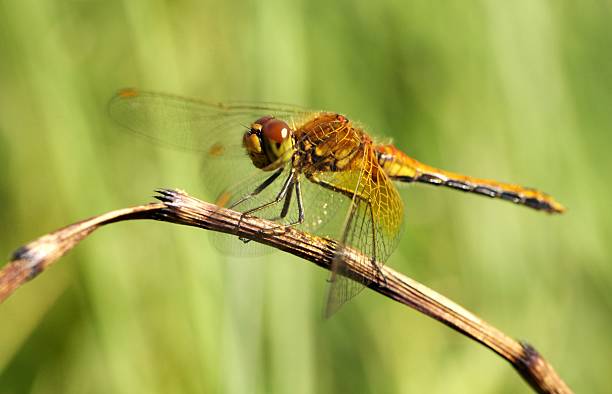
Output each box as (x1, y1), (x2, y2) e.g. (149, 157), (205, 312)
(257, 182), (293, 234)
(263, 177), (305, 234)
(229, 167), (284, 210)
(241, 169), (295, 217)
(278, 181), (294, 220)
(295, 179), (305, 224)
(237, 168), (296, 241)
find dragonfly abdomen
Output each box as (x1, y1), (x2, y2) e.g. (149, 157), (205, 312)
(374, 144), (565, 214)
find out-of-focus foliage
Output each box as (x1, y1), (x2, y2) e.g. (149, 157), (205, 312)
(1, 1), (610, 393)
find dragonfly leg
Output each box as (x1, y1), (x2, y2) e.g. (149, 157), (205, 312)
(242, 169), (295, 216)
(256, 183), (294, 236)
(229, 167), (284, 210)
(261, 177), (305, 235)
(237, 169), (296, 241)
(278, 181), (294, 220)
(295, 179), (305, 224)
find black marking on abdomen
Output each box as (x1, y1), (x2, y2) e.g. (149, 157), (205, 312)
(473, 186), (498, 198)
(499, 193), (553, 212)
(525, 197), (552, 211)
(445, 180), (472, 192)
(391, 175), (415, 183)
(417, 173), (444, 185)
(500, 191), (521, 203)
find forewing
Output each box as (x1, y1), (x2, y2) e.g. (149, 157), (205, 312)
(108, 88), (312, 156)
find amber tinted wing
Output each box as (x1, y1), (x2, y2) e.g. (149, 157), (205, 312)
(318, 142), (404, 317)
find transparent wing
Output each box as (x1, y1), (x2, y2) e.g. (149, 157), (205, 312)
(108, 88), (313, 156)
(319, 144), (404, 317)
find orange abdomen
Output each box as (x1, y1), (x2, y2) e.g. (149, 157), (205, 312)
(374, 144), (565, 214)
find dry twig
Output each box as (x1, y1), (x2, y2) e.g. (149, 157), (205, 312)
(0, 189), (572, 394)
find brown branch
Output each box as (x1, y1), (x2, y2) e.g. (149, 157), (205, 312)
(0, 189), (572, 394)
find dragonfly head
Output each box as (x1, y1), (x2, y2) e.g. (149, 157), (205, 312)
(243, 116), (294, 169)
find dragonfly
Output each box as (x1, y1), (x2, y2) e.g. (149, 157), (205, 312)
(109, 88), (565, 316)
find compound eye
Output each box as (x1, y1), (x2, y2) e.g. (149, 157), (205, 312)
(252, 116), (274, 132)
(262, 119), (291, 143)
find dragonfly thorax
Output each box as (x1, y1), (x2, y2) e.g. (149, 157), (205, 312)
(243, 116), (295, 170)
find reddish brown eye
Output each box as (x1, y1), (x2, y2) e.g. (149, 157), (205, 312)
(262, 119), (291, 143)
(252, 116), (274, 131)
(336, 114), (348, 123)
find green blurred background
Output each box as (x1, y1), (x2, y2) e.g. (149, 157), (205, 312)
(1, 0), (611, 393)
